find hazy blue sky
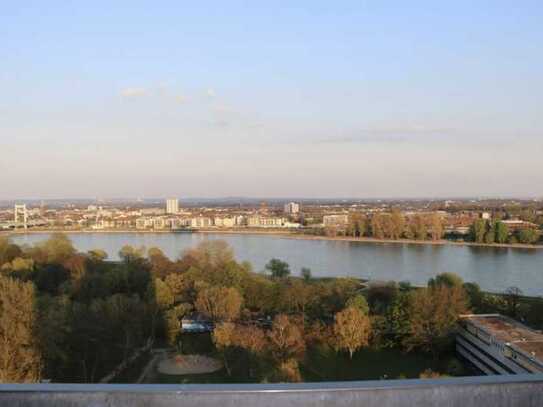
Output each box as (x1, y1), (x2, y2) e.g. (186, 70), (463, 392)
(1, 1), (542, 199)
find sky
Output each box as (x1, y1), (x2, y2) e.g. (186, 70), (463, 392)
(1, 1), (542, 199)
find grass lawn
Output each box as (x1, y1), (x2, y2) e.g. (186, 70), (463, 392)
(301, 345), (466, 381)
(145, 332), (471, 384)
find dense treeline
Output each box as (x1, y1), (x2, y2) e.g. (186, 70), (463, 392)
(469, 219), (541, 244)
(320, 211), (446, 241)
(310, 210), (542, 245)
(1, 234), (540, 383)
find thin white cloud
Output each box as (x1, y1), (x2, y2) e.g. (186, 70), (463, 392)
(206, 88), (216, 98)
(120, 87), (148, 98)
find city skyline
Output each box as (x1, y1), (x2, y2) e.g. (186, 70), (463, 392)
(2, 1), (543, 199)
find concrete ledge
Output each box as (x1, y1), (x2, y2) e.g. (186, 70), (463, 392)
(1, 375), (543, 407)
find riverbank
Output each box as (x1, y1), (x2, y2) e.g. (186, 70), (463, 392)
(3, 228), (543, 250)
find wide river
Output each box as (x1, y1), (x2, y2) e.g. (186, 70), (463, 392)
(9, 232), (543, 296)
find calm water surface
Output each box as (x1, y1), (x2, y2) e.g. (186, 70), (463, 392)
(10, 232), (543, 296)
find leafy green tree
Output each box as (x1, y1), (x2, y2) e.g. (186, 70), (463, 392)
(470, 219), (488, 243)
(345, 294), (369, 315)
(463, 282), (484, 311)
(428, 272), (464, 289)
(87, 249), (108, 262)
(265, 258), (291, 279)
(118, 245), (146, 263)
(494, 221), (509, 244)
(517, 229), (541, 244)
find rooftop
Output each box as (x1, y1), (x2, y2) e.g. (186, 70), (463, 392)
(462, 314), (543, 361)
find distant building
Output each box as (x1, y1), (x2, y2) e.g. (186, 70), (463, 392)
(247, 216), (286, 228)
(501, 220), (539, 231)
(14, 204), (28, 229)
(457, 314), (543, 375)
(480, 212), (492, 220)
(323, 214), (349, 227)
(284, 202), (300, 214)
(166, 198), (179, 214)
(190, 217), (212, 228)
(214, 217), (236, 228)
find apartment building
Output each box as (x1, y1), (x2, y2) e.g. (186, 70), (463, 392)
(457, 314), (543, 375)
(247, 216), (286, 228)
(190, 217), (212, 228)
(284, 202), (300, 214)
(214, 217), (236, 227)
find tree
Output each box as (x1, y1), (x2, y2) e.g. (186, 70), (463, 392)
(470, 219), (488, 243)
(265, 258), (291, 279)
(390, 210), (405, 240)
(118, 245), (146, 263)
(195, 286), (242, 321)
(345, 294), (369, 315)
(347, 213), (366, 237)
(403, 285), (468, 357)
(301, 267), (312, 282)
(517, 229), (541, 244)
(412, 215), (428, 240)
(463, 282), (483, 311)
(370, 214), (385, 239)
(281, 280), (314, 320)
(428, 273), (464, 289)
(268, 314), (305, 362)
(212, 322), (236, 376)
(182, 240), (234, 272)
(63, 254), (87, 282)
(0, 238), (23, 266)
(503, 286), (523, 318)
(430, 213), (444, 241)
(0, 275), (41, 382)
(484, 227), (496, 244)
(333, 306), (371, 359)
(236, 325), (267, 378)
(494, 221), (509, 244)
(39, 233), (76, 264)
(87, 249), (108, 262)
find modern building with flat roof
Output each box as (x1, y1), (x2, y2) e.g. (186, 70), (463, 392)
(457, 314), (543, 375)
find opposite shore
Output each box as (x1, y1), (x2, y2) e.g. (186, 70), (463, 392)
(3, 228), (543, 250)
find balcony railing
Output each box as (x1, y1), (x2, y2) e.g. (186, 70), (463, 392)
(1, 374), (543, 407)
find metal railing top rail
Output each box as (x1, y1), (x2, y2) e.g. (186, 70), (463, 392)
(1, 374), (543, 407)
